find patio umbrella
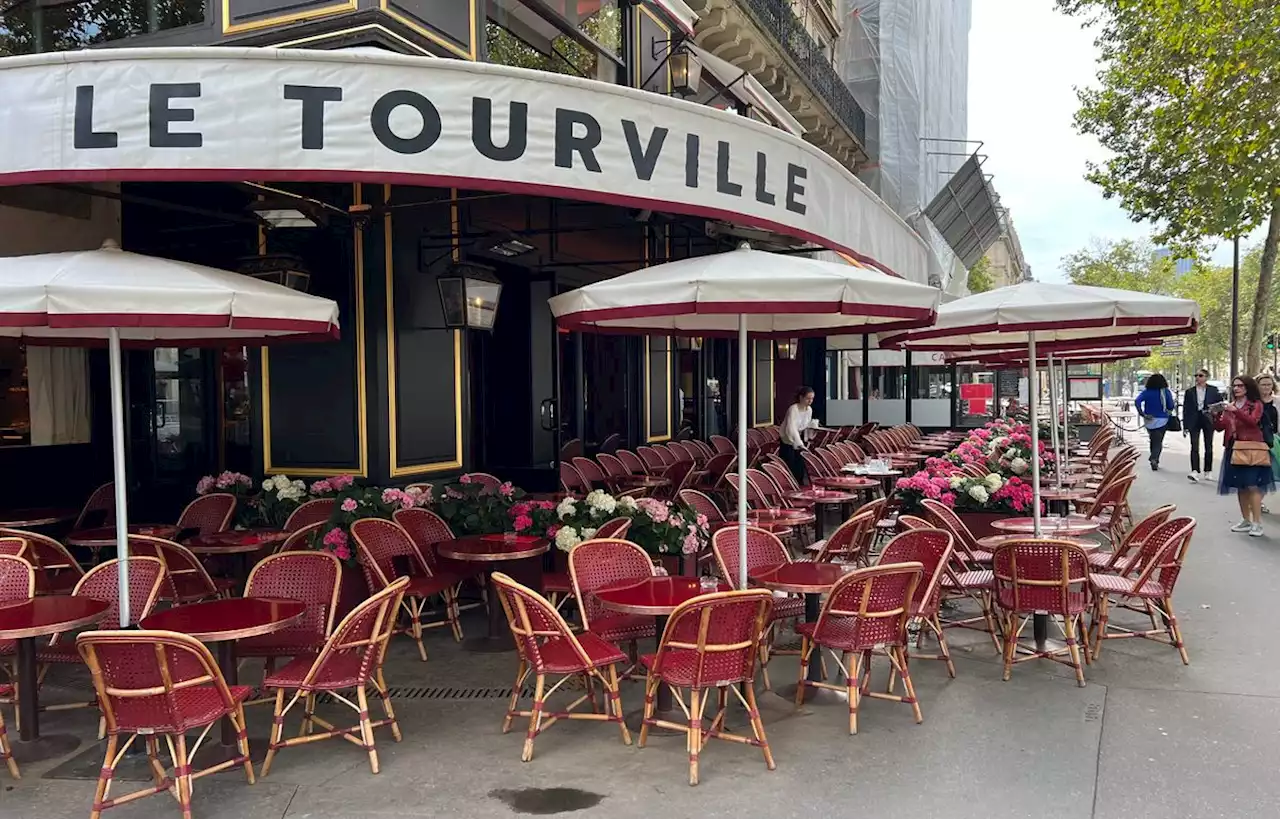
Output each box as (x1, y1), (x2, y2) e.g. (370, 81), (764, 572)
(549, 244), (941, 588)
(0, 240), (340, 625)
(880, 281), (1198, 535)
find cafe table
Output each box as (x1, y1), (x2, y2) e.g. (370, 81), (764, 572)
(66, 523), (178, 562)
(0, 596), (109, 761)
(185, 528), (289, 589)
(750, 561), (852, 704)
(811, 475), (881, 501)
(595, 575), (730, 731)
(989, 516), (1102, 537)
(140, 597), (304, 748)
(784, 489), (858, 540)
(613, 475), (671, 492)
(1037, 487), (1096, 517)
(0, 507), (77, 529)
(437, 534), (549, 652)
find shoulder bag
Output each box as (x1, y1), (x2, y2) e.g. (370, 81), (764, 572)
(1232, 440), (1270, 467)
(1163, 390), (1181, 433)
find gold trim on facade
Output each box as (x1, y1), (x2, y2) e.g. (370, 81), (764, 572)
(752, 340), (775, 428)
(636, 4), (673, 93)
(261, 185), (369, 477)
(274, 22), (436, 53)
(380, 0), (477, 60)
(222, 0), (357, 34)
(387, 185), (465, 477)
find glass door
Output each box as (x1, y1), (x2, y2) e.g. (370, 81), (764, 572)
(152, 348), (209, 482)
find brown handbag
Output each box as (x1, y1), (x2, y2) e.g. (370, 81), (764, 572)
(1231, 440), (1271, 467)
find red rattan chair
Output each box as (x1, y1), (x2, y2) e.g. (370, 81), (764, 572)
(74, 481), (116, 529)
(708, 435), (734, 454)
(39, 557), (166, 666)
(1087, 504), (1176, 573)
(1077, 474), (1137, 546)
(76, 629), (255, 818)
(392, 507), (484, 589)
(991, 540), (1092, 686)
(710, 526), (803, 689)
(238, 551), (343, 675)
(657, 460), (695, 500)
(1089, 517), (1195, 664)
(274, 522), (324, 555)
(877, 528), (956, 677)
(921, 499), (993, 565)
(636, 446), (666, 472)
(175, 493), (236, 537)
(261, 576), (409, 777)
(570, 458), (608, 490)
(897, 514), (932, 530)
(461, 472), (503, 493)
(638, 589), (775, 785)
(560, 438), (584, 461)
(568, 539), (656, 666)
(283, 499), (336, 533)
(492, 571), (630, 761)
(543, 518), (631, 613)
(0, 553), (35, 659)
(678, 490), (725, 525)
(761, 461), (801, 494)
(128, 535), (233, 605)
(559, 462), (591, 496)
(352, 518), (464, 659)
(616, 449), (646, 475)
(0, 680), (14, 779)
(597, 453), (630, 486)
(0, 538), (26, 559)
(796, 562), (924, 733)
(813, 507), (876, 565)
(0, 527), (84, 595)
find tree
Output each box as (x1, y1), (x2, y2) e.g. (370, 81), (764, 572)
(1057, 0), (1280, 375)
(1061, 238), (1178, 293)
(966, 256), (993, 294)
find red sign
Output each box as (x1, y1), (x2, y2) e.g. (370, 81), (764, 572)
(960, 382), (993, 416)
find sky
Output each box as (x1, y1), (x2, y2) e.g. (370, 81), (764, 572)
(967, 0), (1257, 280)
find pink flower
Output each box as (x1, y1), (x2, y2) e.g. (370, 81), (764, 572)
(322, 527), (348, 549)
(509, 502), (530, 518)
(331, 475), (354, 490)
(682, 533), (700, 554)
(310, 479), (332, 495)
(547, 524), (562, 538)
(695, 514), (708, 528)
(196, 476), (215, 495)
(341, 498), (358, 513)
(335, 544), (351, 560)
(653, 564), (670, 577)
(460, 474), (473, 484)
(499, 481), (515, 497)
(513, 514), (533, 532)
(940, 492), (956, 507)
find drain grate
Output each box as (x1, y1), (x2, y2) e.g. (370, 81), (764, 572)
(314, 677), (589, 704)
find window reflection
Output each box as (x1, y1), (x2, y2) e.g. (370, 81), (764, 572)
(486, 0), (621, 81)
(0, 0), (204, 56)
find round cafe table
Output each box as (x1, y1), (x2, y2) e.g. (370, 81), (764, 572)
(595, 575), (730, 732)
(66, 523), (179, 562)
(438, 534), (549, 652)
(811, 475), (880, 495)
(975, 533), (1098, 552)
(0, 506), (77, 529)
(185, 528), (289, 589)
(750, 561), (852, 704)
(989, 516), (1102, 537)
(0, 596), (109, 761)
(613, 475), (670, 492)
(141, 597), (304, 748)
(785, 489), (858, 540)
(1037, 488), (1096, 517)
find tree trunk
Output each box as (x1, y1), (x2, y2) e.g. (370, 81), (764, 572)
(1245, 200), (1280, 375)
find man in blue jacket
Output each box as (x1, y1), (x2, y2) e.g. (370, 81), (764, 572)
(1183, 369), (1222, 481)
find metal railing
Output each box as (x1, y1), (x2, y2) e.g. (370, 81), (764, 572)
(738, 0), (867, 146)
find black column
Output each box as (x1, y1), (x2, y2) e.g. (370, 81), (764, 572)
(861, 334), (871, 424)
(801, 337), (827, 424)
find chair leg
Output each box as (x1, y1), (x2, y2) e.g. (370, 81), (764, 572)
(374, 669), (402, 742)
(89, 734), (117, 819)
(409, 598), (428, 662)
(847, 651), (863, 735)
(638, 674), (659, 748)
(895, 646), (923, 723)
(356, 685), (379, 774)
(1064, 616), (1086, 687)
(262, 689), (287, 778)
(605, 665), (631, 746)
(1091, 595), (1111, 661)
(299, 693), (317, 737)
(931, 614), (956, 678)
(0, 708), (17, 780)
(688, 687), (702, 786)
(795, 636), (812, 707)
(1165, 596), (1189, 664)
(231, 703), (256, 784)
(1000, 613), (1017, 681)
(503, 659), (528, 734)
(743, 681), (775, 770)
(521, 673), (546, 762)
(174, 733), (193, 819)
(144, 736), (166, 789)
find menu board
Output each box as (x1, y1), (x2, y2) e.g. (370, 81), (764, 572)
(997, 369), (1021, 398)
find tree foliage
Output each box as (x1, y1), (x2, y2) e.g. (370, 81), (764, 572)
(966, 255), (994, 294)
(1057, 0), (1280, 374)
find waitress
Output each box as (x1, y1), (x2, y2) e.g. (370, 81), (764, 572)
(780, 386), (817, 484)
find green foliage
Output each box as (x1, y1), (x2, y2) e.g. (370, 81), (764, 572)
(1057, 0), (1280, 373)
(1061, 238), (1178, 293)
(0, 0), (204, 56)
(484, 6), (621, 80)
(966, 256), (994, 294)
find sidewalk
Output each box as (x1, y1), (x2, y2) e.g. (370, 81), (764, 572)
(5, 427), (1280, 819)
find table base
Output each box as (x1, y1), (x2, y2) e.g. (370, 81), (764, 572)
(11, 733), (82, 764)
(462, 635), (517, 653)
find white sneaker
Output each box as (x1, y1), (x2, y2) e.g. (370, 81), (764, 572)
(1187, 473), (1199, 483)
(1230, 519), (1252, 532)
(1250, 524), (1265, 537)
(1203, 471), (1214, 482)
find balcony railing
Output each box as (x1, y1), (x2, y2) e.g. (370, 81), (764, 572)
(738, 0), (867, 147)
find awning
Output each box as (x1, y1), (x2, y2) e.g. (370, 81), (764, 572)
(689, 45), (805, 137)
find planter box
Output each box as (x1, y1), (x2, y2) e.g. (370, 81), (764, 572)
(336, 564), (371, 621)
(955, 511), (1009, 540)
(654, 552), (696, 577)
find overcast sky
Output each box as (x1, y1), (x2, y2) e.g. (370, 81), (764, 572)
(967, 0), (1255, 280)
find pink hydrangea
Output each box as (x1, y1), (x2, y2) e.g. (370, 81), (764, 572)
(940, 492), (956, 507)
(341, 498), (358, 513)
(335, 543), (351, 560)
(311, 479), (332, 495)
(330, 475), (355, 491)
(322, 527), (348, 549)
(513, 514), (533, 532)
(459, 474), (473, 484)
(682, 533), (700, 554)
(509, 502), (530, 519)
(196, 476), (215, 495)
(499, 481), (515, 497)
(695, 513), (708, 528)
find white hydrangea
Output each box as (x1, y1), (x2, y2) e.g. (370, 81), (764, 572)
(1005, 448), (1019, 459)
(949, 476), (965, 490)
(1009, 457), (1029, 475)
(555, 526), (581, 552)
(585, 490), (617, 515)
(618, 496), (639, 512)
(581, 528), (598, 540)
(984, 473), (1003, 491)
(967, 485), (990, 504)
(557, 497), (578, 520)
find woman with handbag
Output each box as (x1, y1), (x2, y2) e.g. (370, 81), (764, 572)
(1214, 375), (1275, 537)
(1135, 373), (1177, 471)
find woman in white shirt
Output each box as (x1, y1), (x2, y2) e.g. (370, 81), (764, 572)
(779, 386), (816, 483)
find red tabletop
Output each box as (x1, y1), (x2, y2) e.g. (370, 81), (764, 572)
(140, 597), (305, 642)
(0, 596), (109, 640)
(786, 489), (857, 504)
(747, 508), (815, 523)
(1038, 488), (1094, 502)
(0, 507), (77, 528)
(67, 524), (178, 548)
(976, 533), (1098, 552)
(185, 528), (288, 554)
(437, 534), (550, 562)
(750, 561), (851, 594)
(989, 516), (1103, 536)
(843, 467), (905, 478)
(595, 576), (731, 616)
(811, 476), (880, 491)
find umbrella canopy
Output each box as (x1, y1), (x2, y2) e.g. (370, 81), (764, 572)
(948, 346), (1158, 367)
(0, 241), (340, 341)
(879, 281), (1198, 353)
(549, 246), (940, 336)
(550, 245), (940, 590)
(0, 241), (341, 626)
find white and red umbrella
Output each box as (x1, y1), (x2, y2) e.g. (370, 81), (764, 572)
(550, 244), (941, 588)
(882, 281), (1199, 535)
(0, 241), (340, 624)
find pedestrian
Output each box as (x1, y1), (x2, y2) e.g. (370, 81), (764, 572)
(1255, 373), (1280, 511)
(1134, 373), (1175, 471)
(1183, 368), (1222, 482)
(1214, 375), (1275, 537)
(779, 386), (817, 484)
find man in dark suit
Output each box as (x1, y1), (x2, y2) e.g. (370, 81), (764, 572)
(1183, 369), (1222, 482)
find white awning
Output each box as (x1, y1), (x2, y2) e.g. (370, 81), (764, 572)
(690, 45), (806, 137)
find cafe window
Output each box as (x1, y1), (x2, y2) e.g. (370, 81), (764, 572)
(911, 365), (951, 400)
(486, 0), (622, 82)
(0, 0), (205, 56)
(0, 340), (90, 447)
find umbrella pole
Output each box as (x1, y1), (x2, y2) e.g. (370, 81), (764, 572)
(1028, 337), (1041, 537)
(737, 315), (749, 591)
(1048, 354), (1061, 491)
(108, 328), (131, 627)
